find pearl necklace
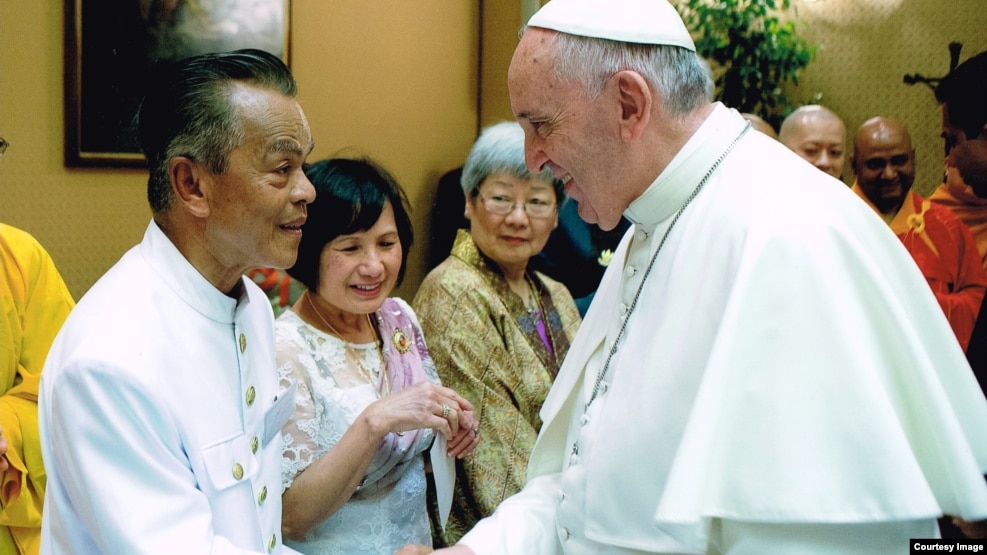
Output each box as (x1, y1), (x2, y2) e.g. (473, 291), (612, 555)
(306, 292), (390, 396)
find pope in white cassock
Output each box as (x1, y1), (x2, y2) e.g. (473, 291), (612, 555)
(395, 0), (987, 554)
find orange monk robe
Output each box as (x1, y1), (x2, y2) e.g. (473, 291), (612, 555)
(930, 176), (987, 274)
(854, 184), (987, 350)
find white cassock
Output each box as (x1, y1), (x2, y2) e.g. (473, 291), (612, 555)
(460, 104), (987, 554)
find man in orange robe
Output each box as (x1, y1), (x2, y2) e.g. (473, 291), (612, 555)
(927, 49), (987, 540)
(852, 117), (986, 351)
(929, 50), (987, 273)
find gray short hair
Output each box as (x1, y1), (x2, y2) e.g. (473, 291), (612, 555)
(460, 121), (564, 201)
(545, 30), (712, 116)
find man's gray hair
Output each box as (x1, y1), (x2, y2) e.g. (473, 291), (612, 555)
(137, 49), (298, 214)
(545, 30), (712, 116)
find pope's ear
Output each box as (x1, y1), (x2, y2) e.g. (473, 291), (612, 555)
(169, 156), (211, 218)
(613, 70), (651, 142)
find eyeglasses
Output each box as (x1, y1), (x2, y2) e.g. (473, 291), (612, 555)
(478, 194), (557, 218)
(0, 138), (8, 158)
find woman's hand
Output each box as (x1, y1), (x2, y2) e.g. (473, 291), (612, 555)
(446, 409), (481, 459)
(366, 382), (474, 439)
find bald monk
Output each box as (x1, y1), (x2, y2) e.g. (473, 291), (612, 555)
(779, 104), (847, 180)
(851, 116), (986, 351)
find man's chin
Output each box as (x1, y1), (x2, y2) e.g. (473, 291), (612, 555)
(881, 187), (904, 203)
(591, 211), (625, 232)
(574, 201), (600, 226)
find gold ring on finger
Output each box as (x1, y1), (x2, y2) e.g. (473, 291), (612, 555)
(441, 403), (451, 419)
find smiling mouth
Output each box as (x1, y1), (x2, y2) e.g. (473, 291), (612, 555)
(280, 215), (306, 232)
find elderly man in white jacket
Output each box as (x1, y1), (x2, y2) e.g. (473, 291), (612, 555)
(39, 49), (315, 554)
(396, 0), (987, 554)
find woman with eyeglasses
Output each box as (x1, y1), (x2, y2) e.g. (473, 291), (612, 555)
(412, 121), (581, 545)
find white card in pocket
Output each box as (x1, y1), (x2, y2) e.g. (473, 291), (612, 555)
(263, 381), (297, 446)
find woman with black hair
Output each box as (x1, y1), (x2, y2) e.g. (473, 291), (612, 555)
(276, 157), (479, 554)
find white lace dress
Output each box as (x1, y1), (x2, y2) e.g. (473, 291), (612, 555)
(276, 303), (438, 554)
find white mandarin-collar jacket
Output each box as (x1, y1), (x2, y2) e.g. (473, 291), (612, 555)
(39, 221), (298, 554)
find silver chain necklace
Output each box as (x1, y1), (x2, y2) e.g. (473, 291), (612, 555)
(583, 121), (751, 414)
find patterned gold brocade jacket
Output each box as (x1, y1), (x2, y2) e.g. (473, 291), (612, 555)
(412, 230), (581, 546)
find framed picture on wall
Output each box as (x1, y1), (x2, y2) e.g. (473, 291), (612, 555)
(64, 0), (291, 168)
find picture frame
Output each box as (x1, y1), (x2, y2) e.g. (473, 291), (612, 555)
(64, 0), (291, 168)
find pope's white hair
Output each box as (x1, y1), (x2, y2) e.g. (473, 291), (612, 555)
(535, 28), (713, 116)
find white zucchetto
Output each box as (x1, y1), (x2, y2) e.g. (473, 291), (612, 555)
(527, 0), (696, 51)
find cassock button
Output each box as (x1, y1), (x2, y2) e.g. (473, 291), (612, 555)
(232, 463), (244, 480)
(569, 454), (580, 466)
(601, 382), (609, 394)
(558, 491), (566, 502)
(239, 333), (247, 353)
(624, 266), (636, 278)
(246, 386), (256, 406)
(562, 528), (572, 540)
(579, 414), (588, 425)
(267, 534), (277, 552)
(619, 304), (628, 315)
(251, 436), (260, 453)
(258, 486), (268, 505)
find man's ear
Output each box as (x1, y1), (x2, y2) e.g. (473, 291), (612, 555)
(169, 156), (211, 218)
(613, 70), (652, 142)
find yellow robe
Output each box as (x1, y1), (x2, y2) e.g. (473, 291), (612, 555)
(1, 224), (74, 555)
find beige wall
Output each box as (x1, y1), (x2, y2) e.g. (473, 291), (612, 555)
(2, 0), (986, 302)
(783, 0), (987, 194)
(480, 0), (526, 128)
(0, 1), (484, 301)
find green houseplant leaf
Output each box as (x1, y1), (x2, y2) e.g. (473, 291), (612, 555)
(676, 0), (816, 128)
